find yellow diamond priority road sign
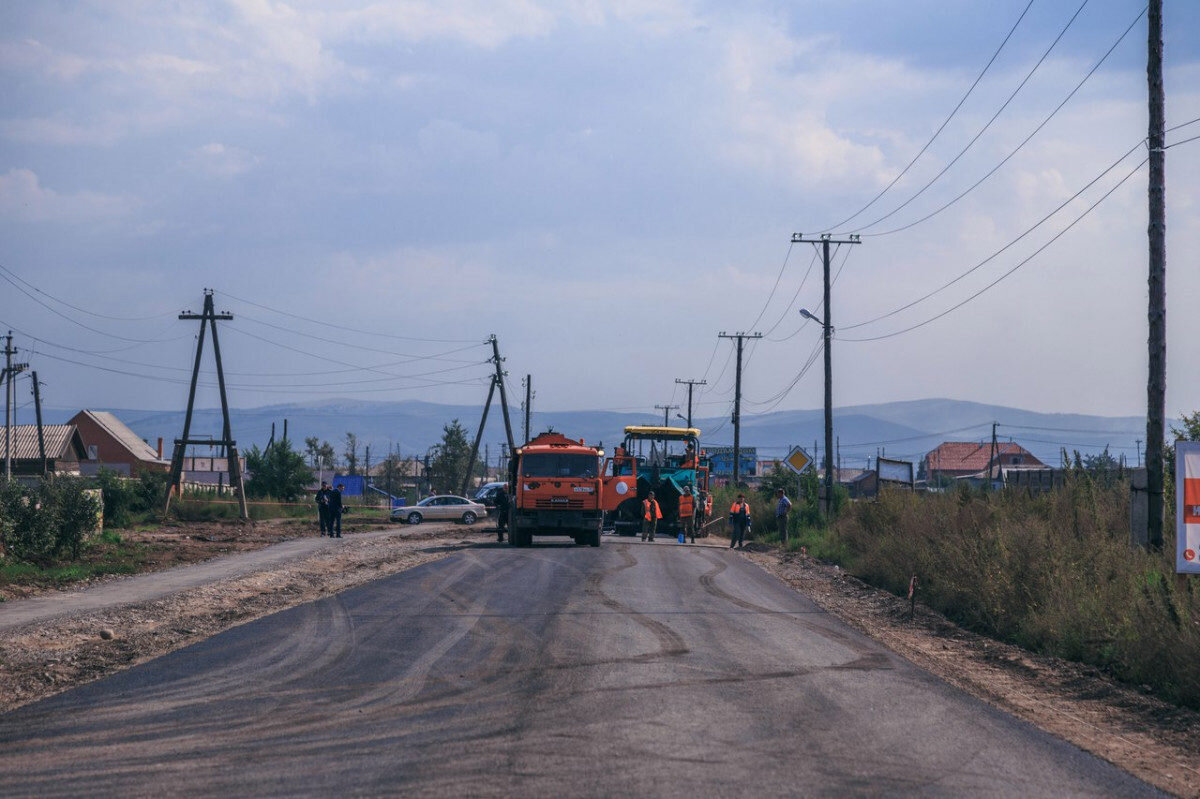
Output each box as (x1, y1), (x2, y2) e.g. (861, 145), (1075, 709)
(784, 446), (813, 475)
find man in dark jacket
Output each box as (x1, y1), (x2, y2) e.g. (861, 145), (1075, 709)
(328, 483), (344, 538)
(729, 493), (751, 549)
(316, 482), (331, 536)
(494, 486), (510, 543)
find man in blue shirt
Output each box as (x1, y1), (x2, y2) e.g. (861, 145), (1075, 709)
(775, 488), (792, 545)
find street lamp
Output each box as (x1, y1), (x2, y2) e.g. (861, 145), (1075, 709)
(801, 308), (835, 515)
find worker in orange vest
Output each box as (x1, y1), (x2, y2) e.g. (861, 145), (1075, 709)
(729, 493), (751, 549)
(642, 491), (662, 542)
(679, 489), (696, 544)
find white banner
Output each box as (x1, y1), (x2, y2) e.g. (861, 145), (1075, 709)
(1177, 441), (1200, 574)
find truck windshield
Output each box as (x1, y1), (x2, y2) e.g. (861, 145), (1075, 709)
(521, 453), (597, 478)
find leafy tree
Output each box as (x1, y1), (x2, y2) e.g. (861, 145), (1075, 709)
(429, 419), (480, 494)
(344, 432), (359, 476)
(245, 439), (313, 501)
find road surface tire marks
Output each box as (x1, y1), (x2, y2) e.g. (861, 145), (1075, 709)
(0, 541), (1165, 798)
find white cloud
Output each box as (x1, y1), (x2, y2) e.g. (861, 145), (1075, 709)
(0, 168), (133, 221)
(186, 142), (261, 178)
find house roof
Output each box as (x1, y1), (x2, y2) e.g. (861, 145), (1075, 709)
(71, 410), (165, 463)
(0, 425), (88, 461)
(925, 441), (1045, 472)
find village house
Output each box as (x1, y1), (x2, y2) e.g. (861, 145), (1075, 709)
(70, 410), (170, 477)
(924, 440), (1045, 482)
(0, 424), (88, 476)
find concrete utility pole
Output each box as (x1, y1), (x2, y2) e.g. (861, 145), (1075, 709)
(461, 335), (517, 496)
(3, 333), (29, 482)
(522, 374), (532, 445)
(792, 233), (861, 515)
(1144, 0), (1166, 551)
(987, 422), (999, 489)
(675, 378), (706, 428)
(655, 404), (680, 427)
(718, 332), (763, 485)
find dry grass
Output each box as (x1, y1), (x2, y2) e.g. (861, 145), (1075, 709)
(821, 479), (1200, 709)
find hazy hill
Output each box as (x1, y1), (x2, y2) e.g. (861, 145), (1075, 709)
(30, 397), (1146, 469)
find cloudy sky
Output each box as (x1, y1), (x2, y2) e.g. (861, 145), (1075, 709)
(1, 0), (1198, 425)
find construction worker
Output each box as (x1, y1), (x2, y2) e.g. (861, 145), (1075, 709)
(682, 443), (697, 468)
(729, 493), (751, 549)
(642, 491), (662, 542)
(679, 488), (696, 544)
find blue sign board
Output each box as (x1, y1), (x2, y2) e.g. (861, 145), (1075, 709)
(706, 447), (757, 477)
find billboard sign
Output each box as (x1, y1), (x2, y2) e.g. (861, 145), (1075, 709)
(1176, 441), (1200, 574)
(707, 446), (757, 477)
(877, 457), (914, 487)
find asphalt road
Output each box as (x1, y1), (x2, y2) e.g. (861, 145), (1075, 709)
(0, 539), (1161, 797)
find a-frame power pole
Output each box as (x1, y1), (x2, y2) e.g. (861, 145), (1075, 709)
(165, 290), (249, 519)
(460, 335), (517, 497)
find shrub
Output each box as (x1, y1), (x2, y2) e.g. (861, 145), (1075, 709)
(0, 478), (101, 564)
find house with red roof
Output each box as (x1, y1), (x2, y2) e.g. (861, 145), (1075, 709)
(925, 441), (1045, 481)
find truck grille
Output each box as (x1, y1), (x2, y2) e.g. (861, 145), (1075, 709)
(534, 498), (585, 509)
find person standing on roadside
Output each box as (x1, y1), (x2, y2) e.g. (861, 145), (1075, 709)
(679, 486), (696, 544)
(729, 493), (751, 549)
(494, 485), (510, 543)
(316, 482), (331, 536)
(642, 491), (662, 542)
(775, 488), (792, 545)
(328, 483), (344, 538)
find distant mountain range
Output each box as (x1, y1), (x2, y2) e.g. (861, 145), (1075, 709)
(26, 397), (1147, 469)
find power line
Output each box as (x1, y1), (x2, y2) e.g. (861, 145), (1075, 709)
(746, 241), (794, 331)
(762, 248), (820, 337)
(858, 4), (1148, 238)
(219, 290), (481, 344)
(849, 0), (1096, 235)
(0, 263), (176, 322)
(818, 0), (1036, 232)
(234, 312), (486, 360)
(837, 156), (1146, 343)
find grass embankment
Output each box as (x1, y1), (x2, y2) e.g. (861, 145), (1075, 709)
(752, 478), (1200, 710)
(0, 530), (155, 598)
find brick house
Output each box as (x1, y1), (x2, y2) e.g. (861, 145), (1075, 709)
(70, 410), (169, 477)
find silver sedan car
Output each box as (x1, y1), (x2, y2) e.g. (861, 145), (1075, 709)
(393, 495), (488, 525)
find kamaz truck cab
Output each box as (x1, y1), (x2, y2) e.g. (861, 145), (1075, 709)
(508, 431), (603, 547)
(602, 426), (710, 537)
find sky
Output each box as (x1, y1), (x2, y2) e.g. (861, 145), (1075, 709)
(1, 0), (1198, 425)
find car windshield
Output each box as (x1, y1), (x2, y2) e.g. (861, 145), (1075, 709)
(521, 453), (597, 478)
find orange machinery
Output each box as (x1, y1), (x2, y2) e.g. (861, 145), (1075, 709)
(600, 426), (711, 537)
(507, 431), (603, 547)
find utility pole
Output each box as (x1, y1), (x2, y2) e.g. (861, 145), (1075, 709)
(1136, 439), (1143, 467)
(522, 374), (532, 444)
(1145, 0), (1166, 551)
(675, 378), (706, 427)
(3, 333), (29, 482)
(165, 291), (248, 519)
(655, 404), (680, 427)
(718, 332), (762, 485)
(792, 233), (862, 515)
(987, 422), (999, 489)
(462, 335), (517, 496)
(31, 371), (46, 476)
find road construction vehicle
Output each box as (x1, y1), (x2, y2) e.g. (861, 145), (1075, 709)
(601, 426), (710, 537)
(507, 431), (603, 547)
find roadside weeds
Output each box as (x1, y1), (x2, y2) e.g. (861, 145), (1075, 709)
(743, 547), (1200, 799)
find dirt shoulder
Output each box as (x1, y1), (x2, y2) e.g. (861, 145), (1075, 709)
(0, 522), (493, 715)
(743, 546), (1200, 799)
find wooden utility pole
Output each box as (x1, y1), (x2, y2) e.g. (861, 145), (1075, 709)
(461, 335), (517, 496)
(675, 378), (706, 428)
(655, 404), (680, 427)
(718, 332), (762, 485)
(1145, 0), (1166, 551)
(792, 233), (861, 515)
(31, 371), (46, 476)
(3, 333), (29, 482)
(987, 422), (999, 489)
(165, 291), (248, 519)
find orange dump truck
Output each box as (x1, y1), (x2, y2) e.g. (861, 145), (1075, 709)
(507, 431), (603, 547)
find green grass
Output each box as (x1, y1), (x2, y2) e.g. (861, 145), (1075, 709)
(0, 537), (148, 589)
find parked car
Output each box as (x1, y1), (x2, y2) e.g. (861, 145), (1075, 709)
(473, 482), (507, 516)
(392, 494), (487, 525)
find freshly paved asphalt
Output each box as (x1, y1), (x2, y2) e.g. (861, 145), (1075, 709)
(0, 539), (1162, 797)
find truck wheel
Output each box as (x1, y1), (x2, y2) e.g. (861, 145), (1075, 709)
(590, 526), (601, 547)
